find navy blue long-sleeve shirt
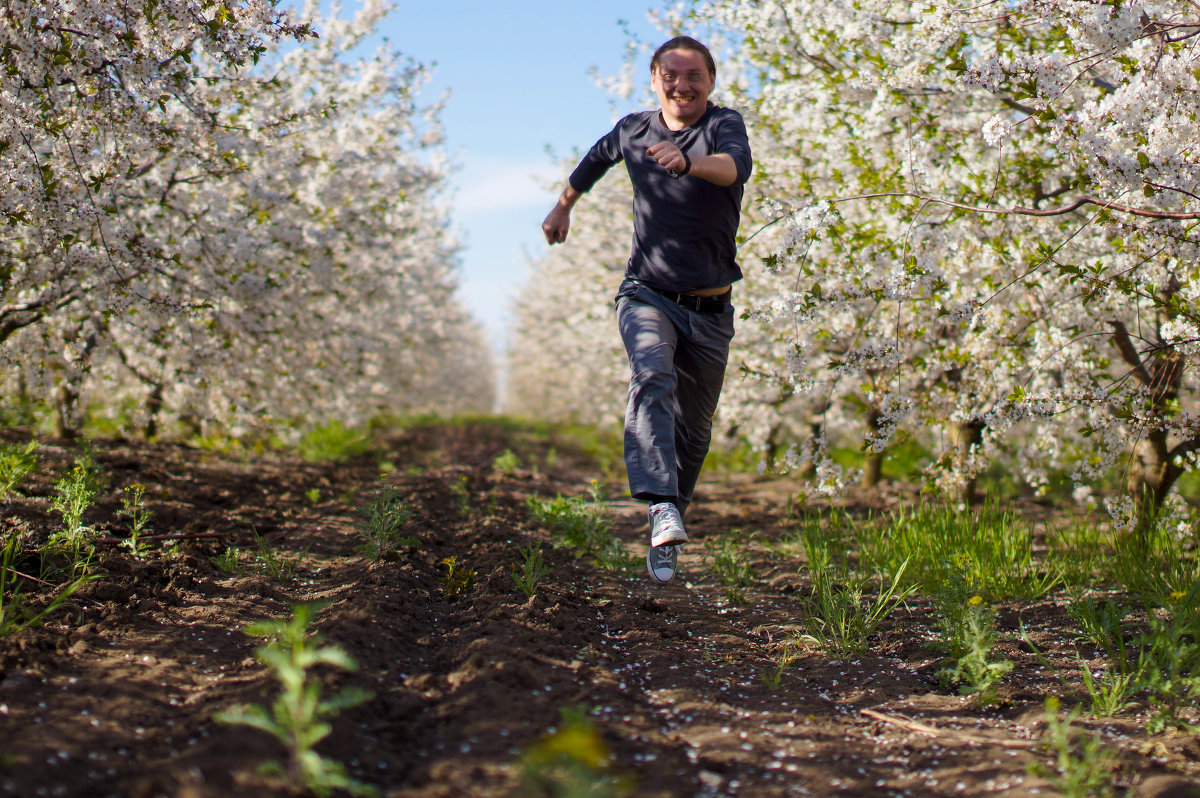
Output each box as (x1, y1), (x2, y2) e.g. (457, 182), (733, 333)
(568, 104), (752, 293)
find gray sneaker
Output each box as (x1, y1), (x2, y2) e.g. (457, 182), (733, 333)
(647, 542), (679, 584)
(648, 502), (688, 547)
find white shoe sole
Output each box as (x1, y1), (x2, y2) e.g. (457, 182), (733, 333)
(650, 529), (688, 547)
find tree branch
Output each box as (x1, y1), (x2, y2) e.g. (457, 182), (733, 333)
(832, 191), (1200, 220)
(1109, 320), (1154, 388)
(1168, 436), (1200, 462)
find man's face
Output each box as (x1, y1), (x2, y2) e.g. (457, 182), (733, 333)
(651, 49), (715, 128)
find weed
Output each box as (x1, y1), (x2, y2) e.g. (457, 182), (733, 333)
(935, 595), (1013, 707)
(252, 528), (295, 579)
(798, 533), (915, 656)
(52, 466), (96, 542)
(305, 488), (321, 504)
(0, 441), (38, 501)
(1045, 518), (1110, 589)
(0, 532), (97, 638)
(1077, 660), (1138, 718)
(49, 451), (105, 569)
(703, 530), (755, 605)
(592, 536), (639, 575)
(1028, 696), (1116, 798)
(189, 432), (246, 455)
(441, 556), (476, 597)
(491, 449), (521, 476)
(528, 484), (634, 574)
(511, 542), (552, 598)
(1047, 584), (1200, 729)
(520, 706), (633, 797)
(215, 603), (376, 797)
(356, 479), (416, 562)
(758, 641), (799, 688)
(210, 547), (244, 575)
(1135, 608), (1200, 733)
(769, 510), (856, 560)
(450, 474), (472, 516)
(118, 484), (153, 557)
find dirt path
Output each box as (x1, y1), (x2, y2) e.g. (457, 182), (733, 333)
(0, 422), (1197, 797)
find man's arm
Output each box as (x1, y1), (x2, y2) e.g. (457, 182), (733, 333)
(541, 184), (581, 245)
(646, 143), (738, 186)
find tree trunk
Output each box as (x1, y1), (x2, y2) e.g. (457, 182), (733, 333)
(54, 380), (80, 440)
(948, 418), (986, 505)
(862, 407), (884, 488)
(1109, 276), (1186, 537)
(1127, 429), (1183, 537)
(142, 380), (165, 440)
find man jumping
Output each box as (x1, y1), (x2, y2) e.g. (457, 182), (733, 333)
(541, 35), (753, 585)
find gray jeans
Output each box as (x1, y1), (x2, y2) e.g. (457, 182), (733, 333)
(615, 279), (735, 518)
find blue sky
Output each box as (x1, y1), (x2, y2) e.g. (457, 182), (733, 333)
(378, 2), (667, 350)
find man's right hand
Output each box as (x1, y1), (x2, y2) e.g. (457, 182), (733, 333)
(542, 185), (581, 245)
(542, 205), (571, 245)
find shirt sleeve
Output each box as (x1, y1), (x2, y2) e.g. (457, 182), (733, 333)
(568, 117), (628, 193)
(713, 110), (753, 185)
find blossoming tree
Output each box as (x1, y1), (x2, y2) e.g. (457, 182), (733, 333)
(1, 0), (493, 436)
(679, 0), (1200, 524)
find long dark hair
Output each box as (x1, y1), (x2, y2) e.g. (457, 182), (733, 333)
(650, 36), (716, 79)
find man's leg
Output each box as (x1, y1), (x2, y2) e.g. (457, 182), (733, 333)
(671, 306), (735, 518)
(617, 293), (690, 584)
(616, 294), (680, 503)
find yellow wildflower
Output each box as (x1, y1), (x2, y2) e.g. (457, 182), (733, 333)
(968, 595), (984, 606)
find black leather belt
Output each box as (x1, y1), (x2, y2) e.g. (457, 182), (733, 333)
(646, 284), (731, 313)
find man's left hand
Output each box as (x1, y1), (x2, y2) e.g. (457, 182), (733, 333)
(646, 142), (686, 174)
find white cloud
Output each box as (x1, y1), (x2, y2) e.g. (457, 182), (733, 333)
(452, 156), (560, 216)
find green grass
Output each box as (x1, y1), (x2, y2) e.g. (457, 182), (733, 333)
(857, 501), (1060, 600)
(297, 421), (373, 463)
(1048, 512), (1200, 602)
(703, 529), (756, 605)
(1030, 697), (1118, 797)
(797, 525), (916, 656)
(0, 440), (38, 501)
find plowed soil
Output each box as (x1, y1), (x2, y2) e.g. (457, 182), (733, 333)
(1, 420), (1198, 797)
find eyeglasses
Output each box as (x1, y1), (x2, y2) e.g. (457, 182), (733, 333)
(657, 71), (707, 85)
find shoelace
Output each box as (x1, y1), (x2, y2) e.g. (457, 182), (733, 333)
(652, 504), (684, 536)
(648, 545), (674, 563)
